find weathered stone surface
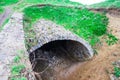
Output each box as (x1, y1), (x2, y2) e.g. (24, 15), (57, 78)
(29, 19), (94, 80)
(115, 60), (120, 67)
(30, 19), (93, 59)
(110, 74), (119, 80)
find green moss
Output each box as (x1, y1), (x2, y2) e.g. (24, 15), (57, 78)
(23, 6), (108, 48)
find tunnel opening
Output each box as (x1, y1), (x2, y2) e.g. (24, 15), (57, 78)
(29, 40), (91, 80)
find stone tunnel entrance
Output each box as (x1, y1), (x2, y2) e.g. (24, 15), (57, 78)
(29, 40), (93, 80)
(25, 19), (94, 80)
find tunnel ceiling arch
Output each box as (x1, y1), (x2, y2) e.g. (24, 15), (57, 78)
(29, 19), (94, 58)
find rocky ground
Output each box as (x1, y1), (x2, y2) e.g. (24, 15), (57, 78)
(0, 7), (12, 27)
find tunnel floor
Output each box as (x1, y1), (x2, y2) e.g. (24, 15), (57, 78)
(29, 40), (90, 80)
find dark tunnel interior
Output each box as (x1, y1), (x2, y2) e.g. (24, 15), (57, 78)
(29, 40), (90, 80)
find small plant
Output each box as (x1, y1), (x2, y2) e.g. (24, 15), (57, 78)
(13, 50), (25, 63)
(114, 66), (120, 77)
(106, 33), (118, 45)
(13, 56), (20, 63)
(17, 50), (24, 54)
(11, 64), (25, 75)
(93, 49), (98, 55)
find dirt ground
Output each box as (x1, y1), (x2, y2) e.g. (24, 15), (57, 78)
(56, 13), (120, 80)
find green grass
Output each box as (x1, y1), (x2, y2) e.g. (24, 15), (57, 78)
(10, 65), (27, 80)
(23, 0), (82, 5)
(0, 0), (19, 6)
(14, 0), (84, 11)
(90, 0), (120, 8)
(23, 5), (108, 49)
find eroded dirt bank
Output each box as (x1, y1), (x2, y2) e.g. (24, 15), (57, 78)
(55, 13), (120, 80)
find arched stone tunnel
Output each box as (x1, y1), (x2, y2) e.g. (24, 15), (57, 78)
(27, 19), (94, 80)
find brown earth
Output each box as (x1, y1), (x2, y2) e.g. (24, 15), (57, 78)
(55, 13), (120, 80)
(89, 8), (120, 16)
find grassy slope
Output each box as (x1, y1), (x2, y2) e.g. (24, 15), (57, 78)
(23, 6), (108, 48)
(90, 0), (120, 8)
(0, 0), (19, 6)
(14, 0), (84, 11)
